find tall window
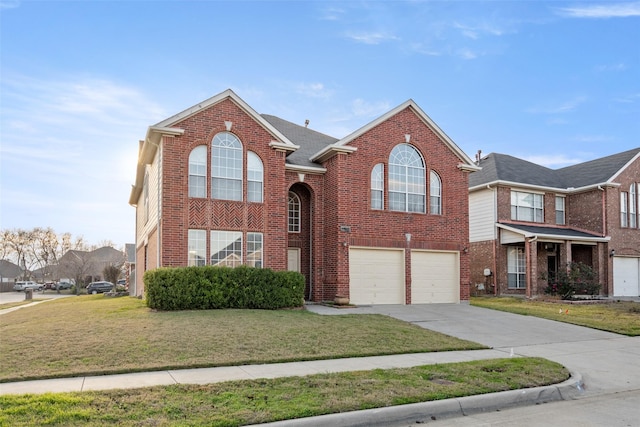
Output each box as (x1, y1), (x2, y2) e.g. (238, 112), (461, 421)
(212, 132), (243, 201)
(143, 170), (149, 223)
(388, 144), (425, 213)
(507, 246), (526, 289)
(188, 229), (206, 266)
(188, 146), (207, 198)
(288, 192), (300, 232)
(621, 191), (628, 227)
(371, 163), (384, 210)
(630, 184), (637, 228)
(430, 171), (442, 215)
(247, 152), (263, 203)
(247, 232), (263, 268)
(210, 231), (242, 267)
(555, 196), (565, 225)
(511, 191), (543, 222)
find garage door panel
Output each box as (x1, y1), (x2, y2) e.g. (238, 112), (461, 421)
(613, 257), (640, 297)
(411, 251), (459, 304)
(349, 248), (404, 305)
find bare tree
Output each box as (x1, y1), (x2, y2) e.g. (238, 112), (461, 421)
(2, 229), (34, 279)
(58, 250), (95, 294)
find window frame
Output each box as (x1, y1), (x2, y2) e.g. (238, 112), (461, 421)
(621, 191), (629, 228)
(187, 229), (207, 266)
(247, 151), (264, 203)
(630, 184), (637, 229)
(388, 144), (426, 213)
(210, 230), (242, 267)
(430, 170), (442, 215)
(511, 191), (544, 223)
(188, 145), (207, 198)
(247, 232), (263, 268)
(371, 163), (384, 210)
(507, 246), (526, 289)
(211, 132), (243, 201)
(555, 195), (565, 225)
(288, 191), (301, 233)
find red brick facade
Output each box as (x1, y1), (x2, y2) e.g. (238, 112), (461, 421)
(130, 90), (481, 303)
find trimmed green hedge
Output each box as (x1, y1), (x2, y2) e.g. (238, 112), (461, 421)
(144, 265), (305, 310)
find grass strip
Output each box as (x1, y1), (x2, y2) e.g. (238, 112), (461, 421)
(471, 297), (640, 336)
(0, 296), (485, 382)
(0, 357), (568, 427)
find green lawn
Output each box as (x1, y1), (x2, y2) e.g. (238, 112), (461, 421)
(471, 296), (640, 336)
(1, 296), (485, 382)
(0, 357), (568, 427)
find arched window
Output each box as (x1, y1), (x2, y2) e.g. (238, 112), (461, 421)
(288, 191), (300, 232)
(188, 146), (207, 198)
(212, 132), (242, 201)
(388, 144), (425, 213)
(430, 170), (442, 215)
(371, 163), (384, 210)
(247, 151), (263, 203)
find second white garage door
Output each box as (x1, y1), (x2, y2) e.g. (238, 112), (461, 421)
(613, 257), (640, 297)
(349, 248), (405, 305)
(411, 250), (459, 304)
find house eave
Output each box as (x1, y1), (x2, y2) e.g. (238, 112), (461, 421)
(496, 223), (610, 243)
(269, 141), (300, 152)
(469, 180), (620, 194)
(285, 164), (327, 174)
(309, 144), (358, 163)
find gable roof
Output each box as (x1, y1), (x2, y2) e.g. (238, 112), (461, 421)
(470, 147), (640, 192)
(0, 259), (23, 279)
(320, 99), (479, 171)
(497, 223), (609, 242)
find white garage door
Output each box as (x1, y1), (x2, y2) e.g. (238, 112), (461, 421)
(349, 248), (405, 305)
(613, 257), (640, 297)
(411, 251), (459, 304)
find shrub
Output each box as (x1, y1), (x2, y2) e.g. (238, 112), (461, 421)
(144, 265), (305, 310)
(542, 262), (601, 300)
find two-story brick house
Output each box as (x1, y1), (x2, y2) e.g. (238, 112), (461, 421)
(129, 89), (480, 304)
(469, 148), (640, 298)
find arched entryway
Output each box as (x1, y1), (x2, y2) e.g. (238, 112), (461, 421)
(287, 183), (313, 300)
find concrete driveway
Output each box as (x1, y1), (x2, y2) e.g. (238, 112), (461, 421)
(305, 303), (640, 426)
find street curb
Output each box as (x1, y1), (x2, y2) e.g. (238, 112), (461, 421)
(258, 372), (584, 427)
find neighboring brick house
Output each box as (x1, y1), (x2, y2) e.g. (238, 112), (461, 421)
(469, 148), (640, 298)
(128, 89), (480, 304)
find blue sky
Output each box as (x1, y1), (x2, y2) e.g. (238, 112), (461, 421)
(1, 1), (639, 249)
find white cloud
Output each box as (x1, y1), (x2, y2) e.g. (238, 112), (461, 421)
(346, 31), (399, 45)
(526, 96), (588, 114)
(350, 98), (391, 118)
(295, 82), (333, 99)
(319, 6), (345, 21)
(595, 63), (627, 72)
(0, 0), (20, 10)
(557, 2), (640, 18)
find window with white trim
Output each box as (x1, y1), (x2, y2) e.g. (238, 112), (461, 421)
(388, 144), (425, 213)
(621, 191), (628, 227)
(430, 170), (442, 215)
(210, 231), (242, 267)
(511, 191), (543, 222)
(630, 184), (637, 228)
(247, 152), (263, 203)
(188, 229), (206, 266)
(247, 232), (263, 268)
(555, 196), (565, 225)
(212, 132), (243, 201)
(507, 246), (526, 289)
(288, 192), (300, 232)
(371, 163), (384, 210)
(188, 146), (207, 198)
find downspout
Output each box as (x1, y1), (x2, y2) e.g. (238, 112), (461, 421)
(598, 186), (607, 236)
(308, 194), (313, 301)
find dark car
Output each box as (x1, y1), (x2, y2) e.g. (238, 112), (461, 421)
(86, 281), (114, 294)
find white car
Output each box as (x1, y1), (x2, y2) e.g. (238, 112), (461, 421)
(13, 281), (43, 291)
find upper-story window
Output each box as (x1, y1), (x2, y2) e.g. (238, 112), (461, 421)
(188, 146), (207, 198)
(288, 191), (300, 232)
(430, 171), (442, 215)
(511, 191), (543, 222)
(388, 144), (425, 213)
(371, 163), (384, 210)
(212, 132), (243, 201)
(621, 191), (629, 227)
(555, 196), (565, 225)
(247, 152), (263, 203)
(630, 184), (637, 228)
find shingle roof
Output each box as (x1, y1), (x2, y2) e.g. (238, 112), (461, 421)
(470, 148), (640, 190)
(498, 223), (606, 240)
(0, 259), (23, 279)
(261, 114), (338, 169)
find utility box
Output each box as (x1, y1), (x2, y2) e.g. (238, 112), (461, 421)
(25, 289), (33, 300)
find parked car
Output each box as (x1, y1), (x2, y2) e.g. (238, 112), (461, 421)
(13, 281), (43, 291)
(86, 281), (114, 294)
(56, 280), (73, 290)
